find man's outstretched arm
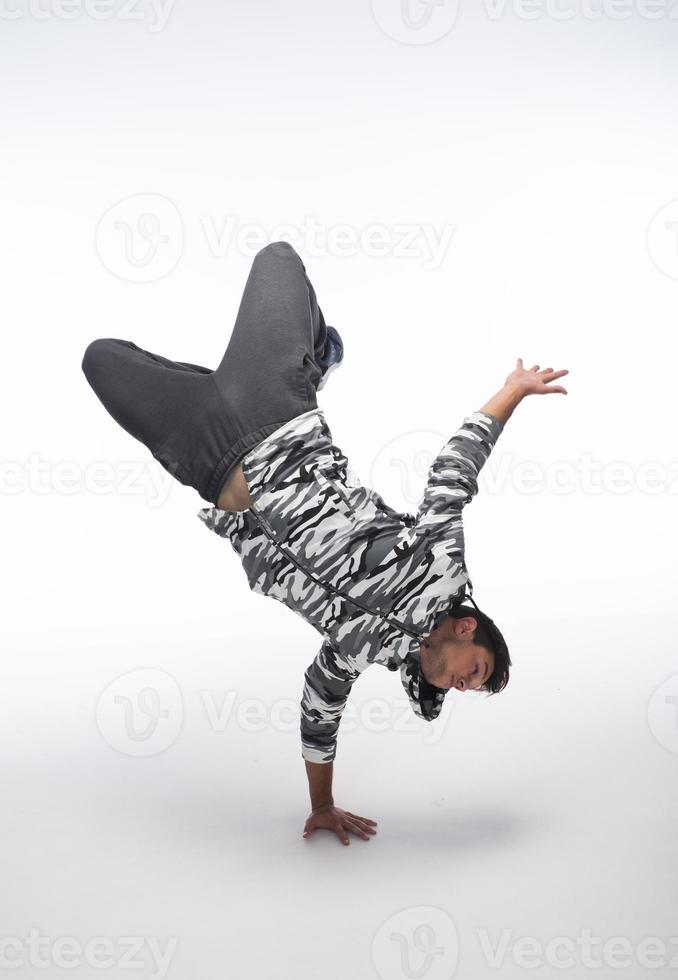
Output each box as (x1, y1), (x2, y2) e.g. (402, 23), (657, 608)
(416, 358), (568, 523)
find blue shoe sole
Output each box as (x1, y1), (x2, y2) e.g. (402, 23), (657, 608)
(317, 326), (344, 390)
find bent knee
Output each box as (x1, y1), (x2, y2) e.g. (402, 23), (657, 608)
(81, 337), (125, 385)
(254, 240), (300, 262)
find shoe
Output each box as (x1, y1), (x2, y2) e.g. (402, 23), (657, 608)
(317, 326), (344, 391)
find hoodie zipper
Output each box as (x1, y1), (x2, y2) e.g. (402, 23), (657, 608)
(248, 507), (425, 643)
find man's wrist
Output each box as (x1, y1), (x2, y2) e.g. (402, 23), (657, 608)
(503, 381), (525, 400)
(496, 382), (524, 410)
(480, 383), (524, 425)
(311, 799), (334, 813)
(305, 758), (334, 811)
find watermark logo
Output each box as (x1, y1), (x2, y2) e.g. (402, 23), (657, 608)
(95, 193), (183, 283)
(647, 198), (678, 281)
(648, 673), (678, 755)
(371, 0), (460, 45)
(368, 429), (678, 509)
(372, 905), (459, 980)
(370, 430), (446, 513)
(96, 668), (183, 757)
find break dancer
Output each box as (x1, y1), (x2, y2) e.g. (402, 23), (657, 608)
(82, 241), (569, 845)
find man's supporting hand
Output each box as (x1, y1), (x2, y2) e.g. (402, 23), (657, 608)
(303, 804), (378, 845)
(303, 760), (378, 844)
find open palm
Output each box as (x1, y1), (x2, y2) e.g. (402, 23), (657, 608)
(506, 358), (569, 396)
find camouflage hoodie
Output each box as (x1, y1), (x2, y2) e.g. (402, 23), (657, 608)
(197, 407), (505, 763)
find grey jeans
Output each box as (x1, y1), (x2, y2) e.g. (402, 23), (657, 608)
(81, 242), (338, 504)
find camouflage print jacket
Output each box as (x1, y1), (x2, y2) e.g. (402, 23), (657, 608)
(197, 407), (505, 764)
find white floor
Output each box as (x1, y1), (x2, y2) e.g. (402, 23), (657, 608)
(1, 614), (676, 980)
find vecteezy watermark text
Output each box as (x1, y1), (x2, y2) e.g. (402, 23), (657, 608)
(0, 930), (178, 979)
(477, 927), (678, 970)
(199, 215), (454, 269)
(369, 431), (678, 511)
(94, 668), (453, 758)
(4, 450), (678, 506)
(371, 906), (678, 979)
(371, 0), (678, 47)
(200, 690), (450, 746)
(95, 196), (456, 281)
(0, 455), (176, 508)
(0, 0), (175, 31)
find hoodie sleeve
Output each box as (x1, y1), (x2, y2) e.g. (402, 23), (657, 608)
(300, 638), (365, 764)
(415, 411), (505, 527)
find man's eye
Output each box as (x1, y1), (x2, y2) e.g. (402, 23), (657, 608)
(473, 665), (479, 676)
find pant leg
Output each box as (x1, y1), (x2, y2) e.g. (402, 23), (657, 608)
(81, 243), (339, 504)
(81, 339), (214, 452)
(213, 242), (323, 402)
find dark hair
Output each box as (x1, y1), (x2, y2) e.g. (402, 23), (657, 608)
(449, 602), (511, 694)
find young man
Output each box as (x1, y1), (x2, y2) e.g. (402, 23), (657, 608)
(82, 242), (569, 846)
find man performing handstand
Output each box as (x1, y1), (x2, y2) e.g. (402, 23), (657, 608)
(81, 241), (569, 845)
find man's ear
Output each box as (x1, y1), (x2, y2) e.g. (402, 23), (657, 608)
(459, 615), (479, 638)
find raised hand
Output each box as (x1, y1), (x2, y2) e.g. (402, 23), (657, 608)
(505, 358), (569, 396)
(302, 804), (378, 845)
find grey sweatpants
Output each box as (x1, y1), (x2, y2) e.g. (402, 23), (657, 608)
(81, 242), (338, 505)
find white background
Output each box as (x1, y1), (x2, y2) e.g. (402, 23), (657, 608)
(1, 2), (677, 978)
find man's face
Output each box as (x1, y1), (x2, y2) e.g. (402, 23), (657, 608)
(420, 616), (495, 692)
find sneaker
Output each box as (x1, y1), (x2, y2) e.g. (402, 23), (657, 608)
(317, 325), (344, 391)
